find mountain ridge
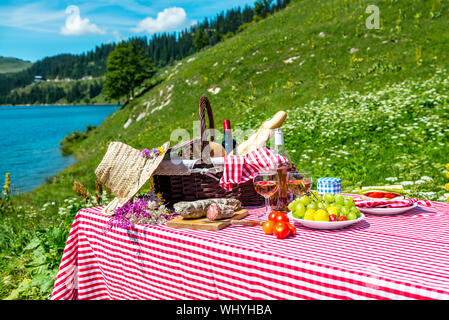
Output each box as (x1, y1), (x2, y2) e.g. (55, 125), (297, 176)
(0, 56), (32, 74)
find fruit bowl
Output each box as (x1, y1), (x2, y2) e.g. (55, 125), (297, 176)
(287, 192), (366, 230)
(287, 211), (365, 230)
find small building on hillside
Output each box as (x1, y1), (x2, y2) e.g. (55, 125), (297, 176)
(34, 75), (45, 82)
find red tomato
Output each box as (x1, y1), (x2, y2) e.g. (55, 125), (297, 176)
(287, 223), (296, 236)
(338, 216), (347, 221)
(275, 212), (290, 223)
(273, 222), (290, 239)
(268, 212), (279, 222)
(262, 220), (275, 235)
(384, 193), (397, 199)
(329, 214), (337, 222)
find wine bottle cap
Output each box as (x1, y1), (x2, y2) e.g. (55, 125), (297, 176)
(274, 128), (284, 145)
(223, 119), (231, 131)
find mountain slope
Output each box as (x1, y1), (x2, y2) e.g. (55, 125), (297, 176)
(0, 57), (32, 74)
(23, 0), (449, 206)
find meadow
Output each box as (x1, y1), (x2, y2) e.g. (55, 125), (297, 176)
(1, 0), (449, 299)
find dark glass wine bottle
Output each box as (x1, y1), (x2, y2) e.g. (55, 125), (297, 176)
(222, 119), (237, 155)
(273, 128), (293, 212)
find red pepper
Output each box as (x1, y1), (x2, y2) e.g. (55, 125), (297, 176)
(366, 192), (384, 198)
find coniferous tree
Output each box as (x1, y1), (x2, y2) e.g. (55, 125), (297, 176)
(254, 0), (273, 18)
(0, 0), (291, 104)
(193, 29), (209, 50)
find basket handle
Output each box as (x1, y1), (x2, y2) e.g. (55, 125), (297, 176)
(198, 96), (215, 161)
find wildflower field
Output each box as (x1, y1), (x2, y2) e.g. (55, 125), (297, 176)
(2, 0), (449, 299)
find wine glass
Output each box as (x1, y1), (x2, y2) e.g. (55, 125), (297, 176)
(253, 170), (280, 218)
(287, 171), (312, 198)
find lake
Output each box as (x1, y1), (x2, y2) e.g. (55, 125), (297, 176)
(0, 105), (120, 193)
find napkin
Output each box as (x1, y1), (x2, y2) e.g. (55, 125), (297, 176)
(219, 147), (290, 191)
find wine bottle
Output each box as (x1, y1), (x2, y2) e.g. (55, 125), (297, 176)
(273, 128), (293, 212)
(222, 119), (237, 155)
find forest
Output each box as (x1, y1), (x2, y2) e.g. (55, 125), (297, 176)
(0, 0), (290, 105)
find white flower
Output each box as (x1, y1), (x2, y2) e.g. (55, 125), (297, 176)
(207, 87), (221, 95)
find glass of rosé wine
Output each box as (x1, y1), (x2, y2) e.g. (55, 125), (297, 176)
(253, 170), (280, 218)
(287, 171), (312, 197)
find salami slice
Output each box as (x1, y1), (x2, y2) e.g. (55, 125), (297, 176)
(206, 203), (236, 220)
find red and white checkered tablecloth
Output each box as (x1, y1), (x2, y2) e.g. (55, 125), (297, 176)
(51, 200), (449, 300)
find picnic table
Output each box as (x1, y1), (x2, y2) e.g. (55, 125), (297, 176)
(51, 199), (449, 300)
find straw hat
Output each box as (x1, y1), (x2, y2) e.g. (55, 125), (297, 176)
(95, 141), (170, 215)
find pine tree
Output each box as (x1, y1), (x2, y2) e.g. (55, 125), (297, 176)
(193, 29), (209, 50)
(254, 0), (273, 18)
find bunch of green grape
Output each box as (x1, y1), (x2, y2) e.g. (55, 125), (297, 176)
(288, 191), (361, 222)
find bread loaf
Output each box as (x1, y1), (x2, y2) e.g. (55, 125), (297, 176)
(232, 111), (287, 156)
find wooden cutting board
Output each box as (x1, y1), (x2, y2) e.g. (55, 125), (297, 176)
(166, 209), (248, 231)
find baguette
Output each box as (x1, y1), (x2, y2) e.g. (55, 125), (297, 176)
(232, 111), (287, 156)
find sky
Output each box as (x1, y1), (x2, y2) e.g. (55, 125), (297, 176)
(0, 0), (255, 62)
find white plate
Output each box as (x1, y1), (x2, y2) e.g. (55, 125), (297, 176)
(287, 212), (365, 230)
(357, 202), (418, 215)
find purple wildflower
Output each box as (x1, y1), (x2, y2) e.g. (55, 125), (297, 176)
(108, 190), (172, 230)
(140, 148), (151, 159)
(141, 148), (161, 160)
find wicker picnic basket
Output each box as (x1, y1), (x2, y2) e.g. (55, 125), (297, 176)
(152, 97), (264, 206)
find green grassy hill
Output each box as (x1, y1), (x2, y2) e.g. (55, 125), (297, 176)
(3, 0), (449, 299)
(0, 57), (32, 74)
(28, 0), (449, 203)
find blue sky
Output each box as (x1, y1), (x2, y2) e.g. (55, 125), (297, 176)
(0, 0), (255, 62)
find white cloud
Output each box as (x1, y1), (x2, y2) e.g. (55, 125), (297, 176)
(132, 7), (190, 34)
(60, 5), (105, 36)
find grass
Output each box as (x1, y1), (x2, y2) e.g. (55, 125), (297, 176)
(0, 57), (32, 74)
(2, 0), (449, 299)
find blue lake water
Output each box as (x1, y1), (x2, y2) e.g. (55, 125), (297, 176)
(0, 105), (119, 193)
